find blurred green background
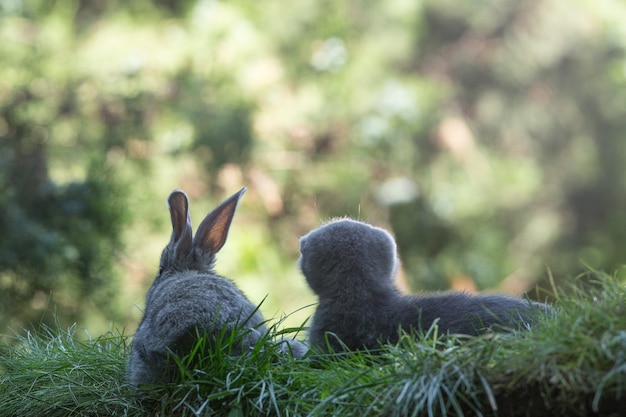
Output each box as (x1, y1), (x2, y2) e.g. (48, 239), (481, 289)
(2, 0), (625, 336)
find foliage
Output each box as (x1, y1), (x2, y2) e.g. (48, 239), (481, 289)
(0, 272), (624, 416)
(0, 0), (256, 331)
(407, 0), (626, 291)
(1, 0), (626, 333)
(0, 161), (127, 329)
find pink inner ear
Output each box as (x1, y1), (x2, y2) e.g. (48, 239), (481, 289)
(193, 188), (245, 255)
(197, 210), (232, 253)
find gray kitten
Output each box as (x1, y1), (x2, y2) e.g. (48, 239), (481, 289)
(299, 218), (550, 353)
(128, 188), (305, 386)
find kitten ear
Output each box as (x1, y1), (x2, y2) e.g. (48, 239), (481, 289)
(193, 188), (246, 255)
(167, 190), (193, 257)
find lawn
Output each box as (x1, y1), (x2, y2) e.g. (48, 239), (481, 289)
(1, 272), (624, 417)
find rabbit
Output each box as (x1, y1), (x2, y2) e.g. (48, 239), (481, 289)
(298, 218), (551, 353)
(128, 188), (306, 386)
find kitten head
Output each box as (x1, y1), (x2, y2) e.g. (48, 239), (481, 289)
(298, 218), (399, 298)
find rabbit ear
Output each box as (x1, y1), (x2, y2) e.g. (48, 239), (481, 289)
(193, 187), (246, 255)
(167, 190), (193, 256)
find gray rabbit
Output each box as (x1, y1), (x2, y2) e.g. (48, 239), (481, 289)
(299, 218), (551, 353)
(128, 188), (306, 386)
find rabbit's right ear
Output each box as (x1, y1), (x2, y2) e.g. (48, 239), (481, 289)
(167, 190), (193, 257)
(193, 188), (246, 256)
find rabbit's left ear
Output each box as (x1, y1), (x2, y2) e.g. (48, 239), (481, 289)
(193, 188), (246, 255)
(167, 190), (193, 257)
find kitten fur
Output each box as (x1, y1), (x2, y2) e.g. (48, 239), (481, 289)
(128, 189), (305, 386)
(299, 218), (550, 353)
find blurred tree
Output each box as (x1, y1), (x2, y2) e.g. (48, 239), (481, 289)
(398, 0), (626, 291)
(0, 0), (256, 331)
(225, 0), (626, 296)
(0, 110), (127, 330)
(0, 15), (128, 327)
(2, 0), (626, 334)
(170, 68), (254, 177)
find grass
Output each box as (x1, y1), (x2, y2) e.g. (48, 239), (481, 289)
(1, 272), (624, 416)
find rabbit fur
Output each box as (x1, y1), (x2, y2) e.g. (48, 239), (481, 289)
(299, 218), (551, 353)
(128, 189), (306, 386)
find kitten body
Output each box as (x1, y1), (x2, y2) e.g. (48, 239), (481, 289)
(299, 219), (548, 352)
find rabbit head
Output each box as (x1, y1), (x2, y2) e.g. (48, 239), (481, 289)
(158, 188), (243, 275)
(298, 218), (399, 298)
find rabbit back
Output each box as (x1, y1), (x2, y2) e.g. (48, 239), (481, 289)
(129, 270), (266, 385)
(142, 269), (266, 349)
